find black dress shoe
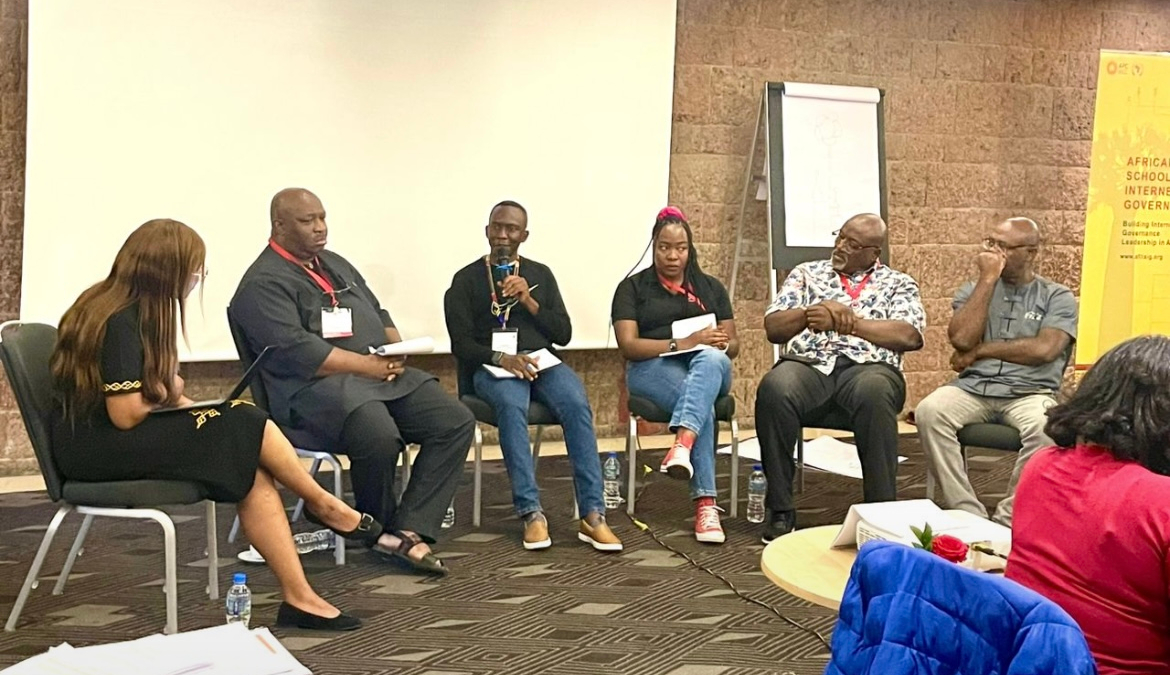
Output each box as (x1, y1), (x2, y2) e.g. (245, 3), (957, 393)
(305, 510), (384, 548)
(761, 510), (796, 545)
(276, 602), (362, 631)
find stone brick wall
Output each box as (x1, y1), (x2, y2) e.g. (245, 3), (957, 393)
(1, 0), (1169, 474)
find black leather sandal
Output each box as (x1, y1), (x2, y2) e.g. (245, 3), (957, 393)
(373, 530), (448, 576)
(305, 510), (384, 548)
(275, 601), (362, 631)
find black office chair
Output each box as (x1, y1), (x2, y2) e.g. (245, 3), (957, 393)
(925, 423), (1023, 500)
(625, 394), (740, 516)
(0, 321), (219, 635)
(455, 359), (564, 526)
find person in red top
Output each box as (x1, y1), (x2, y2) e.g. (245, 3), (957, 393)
(1006, 334), (1170, 675)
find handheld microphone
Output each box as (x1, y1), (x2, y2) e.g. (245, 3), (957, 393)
(491, 245), (516, 297)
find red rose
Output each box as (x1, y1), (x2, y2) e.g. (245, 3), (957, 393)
(931, 535), (969, 563)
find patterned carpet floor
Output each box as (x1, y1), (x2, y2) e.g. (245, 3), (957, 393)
(0, 435), (1018, 674)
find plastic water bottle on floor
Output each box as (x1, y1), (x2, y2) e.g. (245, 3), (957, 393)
(746, 464), (767, 524)
(441, 502), (456, 529)
(224, 572), (252, 627)
(603, 452), (623, 509)
(294, 529), (334, 554)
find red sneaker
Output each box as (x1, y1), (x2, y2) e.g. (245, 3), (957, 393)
(694, 502), (726, 544)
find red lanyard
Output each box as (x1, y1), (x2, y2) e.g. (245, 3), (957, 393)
(269, 239), (339, 307)
(657, 273), (707, 312)
(838, 271), (873, 301)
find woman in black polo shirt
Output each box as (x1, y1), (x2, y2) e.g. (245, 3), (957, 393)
(611, 207), (739, 544)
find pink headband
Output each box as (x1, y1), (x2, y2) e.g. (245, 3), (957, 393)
(657, 206), (687, 222)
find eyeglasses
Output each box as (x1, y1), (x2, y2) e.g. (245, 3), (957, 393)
(982, 238), (1037, 252)
(191, 269), (209, 281)
(831, 229), (881, 255)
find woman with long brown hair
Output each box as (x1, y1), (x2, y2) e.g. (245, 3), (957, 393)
(50, 219), (381, 631)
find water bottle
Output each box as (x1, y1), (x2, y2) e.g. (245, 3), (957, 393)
(441, 502), (456, 529)
(603, 453), (623, 509)
(746, 464), (767, 524)
(293, 529), (334, 554)
(224, 572), (252, 627)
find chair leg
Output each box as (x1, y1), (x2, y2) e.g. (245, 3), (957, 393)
(291, 457), (324, 524)
(796, 433), (805, 494)
(6, 505), (71, 632)
(473, 424), (483, 527)
(324, 455), (345, 566)
(227, 512), (242, 544)
(205, 501), (219, 599)
(729, 419), (740, 518)
(53, 513), (94, 595)
(153, 513), (180, 635)
(626, 417), (637, 516)
(531, 426), (544, 469)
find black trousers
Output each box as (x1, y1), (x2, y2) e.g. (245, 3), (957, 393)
(754, 359), (906, 513)
(339, 380), (475, 543)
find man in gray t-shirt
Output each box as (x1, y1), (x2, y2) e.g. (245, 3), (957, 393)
(915, 217), (1077, 526)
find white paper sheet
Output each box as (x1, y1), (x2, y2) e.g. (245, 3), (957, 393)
(0, 623), (310, 675)
(658, 313), (719, 357)
(368, 336), (435, 356)
(482, 348), (563, 379)
(718, 436), (906, 477)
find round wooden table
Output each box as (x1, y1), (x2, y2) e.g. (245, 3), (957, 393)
(760, 525), (857, 611)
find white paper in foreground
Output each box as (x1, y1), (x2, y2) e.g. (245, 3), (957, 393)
(0, 623), (310, 675)
(369, 336), (435, 356)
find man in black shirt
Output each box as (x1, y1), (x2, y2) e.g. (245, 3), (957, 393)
(230, 188), (474, 575)
(444, 201), (622, 552)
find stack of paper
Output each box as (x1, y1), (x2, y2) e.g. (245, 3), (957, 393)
(1, 623), (310, 675)
(830, 499), (1012, 571)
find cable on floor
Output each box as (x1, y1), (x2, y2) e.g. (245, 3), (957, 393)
(619, 463), (832, 651)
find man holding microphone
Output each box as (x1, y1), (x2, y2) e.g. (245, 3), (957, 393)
(444, 200), (621, 553)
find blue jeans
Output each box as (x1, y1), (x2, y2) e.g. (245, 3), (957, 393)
(473, 362), (604, 517)
(626, 349), (732, 500)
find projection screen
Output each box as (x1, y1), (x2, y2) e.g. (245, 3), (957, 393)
(22, 0), (677, 359)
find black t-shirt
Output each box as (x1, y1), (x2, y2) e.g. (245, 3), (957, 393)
(444, 256), (572, 366)
(610, 267), (733, 340)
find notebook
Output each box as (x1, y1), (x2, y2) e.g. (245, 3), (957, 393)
(151, 346), (272, 413)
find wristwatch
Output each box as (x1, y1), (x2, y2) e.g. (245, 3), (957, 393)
(491, 351), (505, 366)
(668, 339), (678, 352)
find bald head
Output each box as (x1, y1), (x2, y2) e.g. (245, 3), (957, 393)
(832, 213), (886, 274)
(270, 188), (319, 225)
(844, 213), (887, 245)
(1000, 217), (1041, 244)
(985, 216), (1041, 284)
(269, 187), (328, 261)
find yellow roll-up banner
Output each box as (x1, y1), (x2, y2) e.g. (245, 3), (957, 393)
(1077, 50), (1170, 368)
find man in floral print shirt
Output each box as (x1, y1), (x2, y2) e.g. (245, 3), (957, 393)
(755, 213), (925, 543)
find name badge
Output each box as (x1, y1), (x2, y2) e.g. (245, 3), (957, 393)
(491, 328), (518, 355)
(321, 307), (353, 338)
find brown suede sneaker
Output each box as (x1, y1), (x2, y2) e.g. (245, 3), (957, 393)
(578, 516), (623, 552)
(523, 512), (552, 550)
